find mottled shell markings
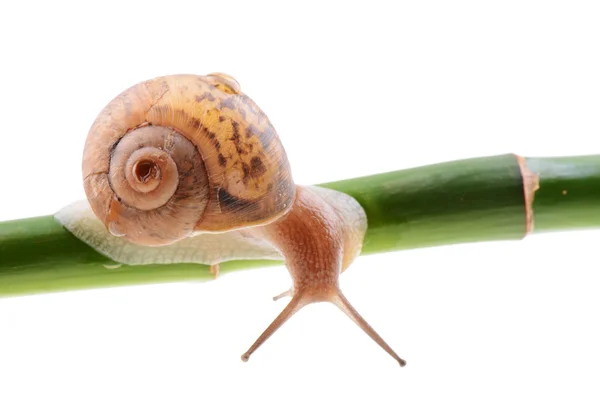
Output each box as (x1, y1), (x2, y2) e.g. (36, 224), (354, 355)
(141, 75), (294, 231)
(83, 74), (295, 239)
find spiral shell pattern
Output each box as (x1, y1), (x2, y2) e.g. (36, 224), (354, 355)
(83, 74), (295, 245)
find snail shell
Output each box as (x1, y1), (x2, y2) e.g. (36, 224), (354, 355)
(83, 74), (295, 245)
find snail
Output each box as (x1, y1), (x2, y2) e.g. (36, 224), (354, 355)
(67, 73), (405, 366)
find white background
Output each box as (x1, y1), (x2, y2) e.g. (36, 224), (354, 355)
(1, 1), (600, 399)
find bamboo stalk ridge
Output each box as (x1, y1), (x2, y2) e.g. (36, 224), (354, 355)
(1, 153), (599, 297)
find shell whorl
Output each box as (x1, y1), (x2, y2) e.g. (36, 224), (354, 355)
(83, 74), (295, 245)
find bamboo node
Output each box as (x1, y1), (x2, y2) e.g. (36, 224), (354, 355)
(515, 155), (540, 235)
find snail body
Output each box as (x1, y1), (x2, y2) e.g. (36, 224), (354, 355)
(75, 73), (405, 366)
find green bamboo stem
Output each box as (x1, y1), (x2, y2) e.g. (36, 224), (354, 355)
(1, 154), (599, 297)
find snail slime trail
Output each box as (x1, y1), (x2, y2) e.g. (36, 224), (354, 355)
(74, 73), (405, 366)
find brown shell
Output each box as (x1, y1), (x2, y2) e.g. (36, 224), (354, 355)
(83, 74), (296, 238)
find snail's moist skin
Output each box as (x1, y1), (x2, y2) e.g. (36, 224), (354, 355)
(252, 185), (364, 298)
(255, 186), (347, 299)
